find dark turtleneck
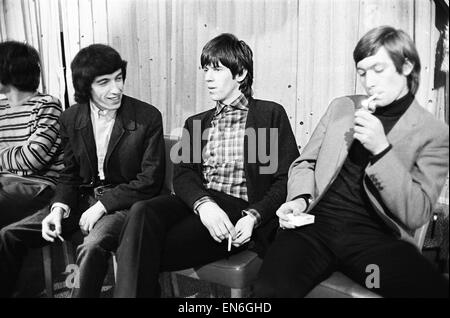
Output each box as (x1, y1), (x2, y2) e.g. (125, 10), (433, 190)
(312, 92), (414, 230)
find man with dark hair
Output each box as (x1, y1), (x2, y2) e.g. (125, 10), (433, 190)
(0, 41), (64, 228)
(113, 33), (299, 297)
(255, 26), (449, 298)
(0, 44), (165, 297)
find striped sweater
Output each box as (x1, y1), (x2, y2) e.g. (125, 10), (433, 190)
(0, 93), (64, 186)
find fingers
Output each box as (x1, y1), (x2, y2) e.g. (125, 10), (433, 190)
(279, 218), (296, 230)
(88, 220), (94, 233)
(214, 223), (228, 241)
(42, 226), (55, 242)
(232, 230), (249, 247)
(292, 207), (303, 216)
(223, 218), (236, 239)
(41, 218), (56, 242)
(207, 227), (222, 243)
(353, 132), (366, 144)
(355, 109), (373, 119)
(276, 204), (292, 221)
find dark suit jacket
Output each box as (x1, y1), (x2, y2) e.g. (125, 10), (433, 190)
(173, 98), (299, 253)
(287, 95), (449, 245)
(53, 95), (165, 214)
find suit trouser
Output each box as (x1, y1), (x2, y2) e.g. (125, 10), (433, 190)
(254, 214), (449, 298)
(114, 191), (249, 298)
(0, 178), (54, 229)
(0, 199), (127, 298)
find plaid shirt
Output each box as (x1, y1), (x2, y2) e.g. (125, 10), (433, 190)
(202, 94), (249, 201)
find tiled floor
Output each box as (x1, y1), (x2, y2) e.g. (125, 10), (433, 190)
(14, 245), (229, 298)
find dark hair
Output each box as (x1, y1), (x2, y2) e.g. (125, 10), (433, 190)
(0, 41), (41, 92)
(201, 33), (253, 98)
(70, 44), (127, 103)
(353, 26), (421, 95)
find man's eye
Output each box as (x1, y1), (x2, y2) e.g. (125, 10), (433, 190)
(358, 71), (366, 77)
(374, 67), (384, 73)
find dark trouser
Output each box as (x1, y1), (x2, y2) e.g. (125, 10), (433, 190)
(254, 216), (449, 298)
(114, 191), (249, 298)
(0, 199), (127, 298)
(0, 179), (54, 229)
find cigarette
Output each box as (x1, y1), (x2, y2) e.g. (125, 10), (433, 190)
(56, 233), (65, 242)
(361, 94), (378, 113)
(227, 234), (232, 252)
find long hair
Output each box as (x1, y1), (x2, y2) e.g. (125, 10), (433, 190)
(70, 44), (127, 103)
(201, 33), (253, 98)
(353, 26), (421, 95)
(0, 41), (41, 92)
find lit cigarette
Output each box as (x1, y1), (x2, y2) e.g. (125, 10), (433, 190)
(56, 233), (65, 242)
(227, 234), (232, 252)
(361, 94), (378, 113)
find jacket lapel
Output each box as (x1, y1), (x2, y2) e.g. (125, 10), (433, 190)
(75, 103), (97, 176)
(104, 96), (136, 171)
(385, 99), (421, 145)
(316, 96), (358, 194)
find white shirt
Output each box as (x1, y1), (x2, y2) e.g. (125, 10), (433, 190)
(51, 102), (117, 217)
(89, 101), (117, 180)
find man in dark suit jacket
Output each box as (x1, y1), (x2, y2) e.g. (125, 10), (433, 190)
(255, 26), (449, 298)
(0, 44), (165, 297)
(113, 33), (299, 297)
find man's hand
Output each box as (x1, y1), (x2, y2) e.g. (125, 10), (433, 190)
(42, 207), (64, 242)
(354, 109), (389, 155)
(79, 201), (106, 235)
(276, 198), (308, 229)
(232, 214), (256, 248)
(198, 201), (235, 243)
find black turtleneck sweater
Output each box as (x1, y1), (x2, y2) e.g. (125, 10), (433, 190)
(311, 92), (414, 229)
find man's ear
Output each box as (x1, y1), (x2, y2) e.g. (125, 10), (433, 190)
(402, 59), (414, 76)
(236, 69), (248, 83)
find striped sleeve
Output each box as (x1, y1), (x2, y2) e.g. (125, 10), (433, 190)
(0, 96), (63, 175)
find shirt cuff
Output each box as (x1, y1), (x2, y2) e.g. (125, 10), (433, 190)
(242, 208), (261, 228)
(193, 196), (215, 215)
(290, 194), (311, 211)
(51, 202), (71, 219)
(370, 144), (392, 164)
(92, 200), (107, 215)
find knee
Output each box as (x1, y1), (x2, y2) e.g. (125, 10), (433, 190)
(0, 225), (15, 245)
(77, 237), (106, 258)
(128, 199), (162, 226)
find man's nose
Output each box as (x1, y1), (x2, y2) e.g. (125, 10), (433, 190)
(365, 70), (377, 88)
(204, 69), (213, 81)
(110, 81), (123, 93)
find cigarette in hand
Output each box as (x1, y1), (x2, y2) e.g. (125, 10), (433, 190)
(361, 94), (378, 113)
(56, 233), (65, 242)
(227, 234), (232, 252)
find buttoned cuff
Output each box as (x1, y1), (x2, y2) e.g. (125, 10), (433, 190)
(193, 196), (215, 215)
(51, 202), (71, 219)
(370, 144), (392, 164)
(242, 208), (261, 228)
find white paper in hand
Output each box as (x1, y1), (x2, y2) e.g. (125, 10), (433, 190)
(286, 213), (315, 227)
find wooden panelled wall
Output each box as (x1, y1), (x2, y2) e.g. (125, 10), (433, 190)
(0, 0), (442, 147)
(1, 0), (448, 203)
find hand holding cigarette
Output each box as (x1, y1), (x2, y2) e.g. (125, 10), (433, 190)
(361, 94), (378, 113)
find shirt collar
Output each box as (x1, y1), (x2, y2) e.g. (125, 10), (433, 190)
(214, 94), (248, 116)
(89, 101), (117, 120)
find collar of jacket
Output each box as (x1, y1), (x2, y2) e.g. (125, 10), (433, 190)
(74, 95), (137, 131)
